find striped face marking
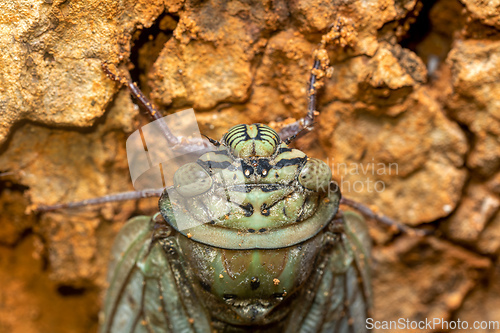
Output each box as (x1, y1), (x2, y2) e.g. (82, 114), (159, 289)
(222, 124), (280, 158)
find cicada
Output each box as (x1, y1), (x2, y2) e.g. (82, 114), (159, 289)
(98, 121), (372, 332)
(37, 27), (417, 333)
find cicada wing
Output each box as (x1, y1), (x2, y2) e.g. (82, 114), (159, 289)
(342, 211), (372, 311)
(99, 216), (211, 333)
(324, 211), (371, 333)
(101, 216), (154, 333)
(285, 211), (372, 333)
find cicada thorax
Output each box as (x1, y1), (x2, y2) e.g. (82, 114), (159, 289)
(176, 232), (325, 326)
(158, 124), (340, 325)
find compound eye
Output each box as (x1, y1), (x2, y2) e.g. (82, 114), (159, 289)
(222, 124), (280, 158)
(298, 158), (332, 192)
(174, 163), (213, 197)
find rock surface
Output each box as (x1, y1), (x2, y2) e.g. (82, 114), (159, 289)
(0, 0), (499, 332)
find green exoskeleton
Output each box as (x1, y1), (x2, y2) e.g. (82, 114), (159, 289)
(100, 123), (372, 332)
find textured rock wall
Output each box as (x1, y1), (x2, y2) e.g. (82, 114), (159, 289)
(0, 0), (499, 332)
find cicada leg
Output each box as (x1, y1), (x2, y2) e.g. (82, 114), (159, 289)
(34, 189), (164, 212)
(279, 20), (349, 143)
(102, 63), (212, 154)
(340, 197), (432, 237)
(284, 211), (372, 333)
(278, 57), (322, 143)
(100, 215), (212, 333)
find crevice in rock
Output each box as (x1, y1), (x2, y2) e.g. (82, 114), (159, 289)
(398, 0), (437, 55)
(57, 285), (87, 296)
(129, 12), (179, 95)
(398, 0), (465, 77)
(0, 179), (29, 193)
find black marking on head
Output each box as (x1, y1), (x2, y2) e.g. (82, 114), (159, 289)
(261, 204), (270, 216)
(277, 147), (292, 154)
(226, 184), (287, 193)
(240, 203), (254, 217)
(227, 133), (248, 148)
(240, 161), (254, 178)
(275, 157), (307, 169)
(256, 124), (280, 147)
(223, 125), (250, 149)
(224, 124), (246, 140)
(250, 277), (260, 290)
(260, 184), (284, 192)
(256, 159), (272, 177)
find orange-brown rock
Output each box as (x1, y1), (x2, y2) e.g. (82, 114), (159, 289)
(1, 0), (499, 332)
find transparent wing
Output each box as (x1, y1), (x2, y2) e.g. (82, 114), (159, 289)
(342, 211), (372, 312)
(285, 212), (372, 333)
(99, 216), (211, 333)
